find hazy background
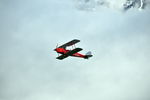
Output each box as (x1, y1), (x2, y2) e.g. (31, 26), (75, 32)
(0, 0), (150, 100)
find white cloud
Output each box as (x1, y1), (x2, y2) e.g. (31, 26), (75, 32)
(75, 0), (150, 11)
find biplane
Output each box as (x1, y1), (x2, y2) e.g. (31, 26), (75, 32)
(54, 39), (93, 60)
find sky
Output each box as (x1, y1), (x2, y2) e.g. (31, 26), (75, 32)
(0, 0), (150, 100)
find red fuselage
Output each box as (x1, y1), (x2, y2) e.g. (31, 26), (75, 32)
(55, 48), (85, 58)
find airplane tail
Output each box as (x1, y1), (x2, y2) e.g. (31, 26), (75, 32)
(84, 51), (93, 59)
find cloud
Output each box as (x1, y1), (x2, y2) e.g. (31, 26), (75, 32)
(75, 0), (150, 11)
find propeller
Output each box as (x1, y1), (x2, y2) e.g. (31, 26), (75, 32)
(55, 43), (59, 56)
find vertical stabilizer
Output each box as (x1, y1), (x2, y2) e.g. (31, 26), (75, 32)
(84, 51), (93, 59)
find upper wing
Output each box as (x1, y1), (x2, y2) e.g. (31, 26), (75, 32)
(58, 39), (80, 49)
(56, 48), (82, 60)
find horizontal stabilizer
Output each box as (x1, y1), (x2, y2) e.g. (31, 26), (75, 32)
(84, 51), (93, 59)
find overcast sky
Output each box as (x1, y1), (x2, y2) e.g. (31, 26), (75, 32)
(0, 0), (150, 100)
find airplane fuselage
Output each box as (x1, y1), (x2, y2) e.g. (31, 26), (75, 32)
(55, 48), (85, 58)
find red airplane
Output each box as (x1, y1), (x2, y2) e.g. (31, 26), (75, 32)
(54, 39), (93, 60)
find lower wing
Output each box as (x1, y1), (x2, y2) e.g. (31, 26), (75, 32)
(56, 54), (69, 60)
(56, 48), (82, 60)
